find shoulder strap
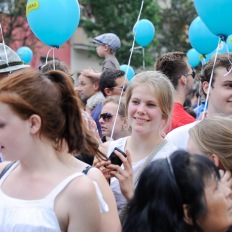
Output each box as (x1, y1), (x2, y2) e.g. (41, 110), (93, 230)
(119, 139), (168, 224)
(0, 162), (16, 179)
(45, 172), (84, 208)
(134, 139), (167, 185)
(82, 166), (92, 175)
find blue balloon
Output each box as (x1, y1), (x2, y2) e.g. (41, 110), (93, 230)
(133, 19), (155, 47)
(17, 46), (33, 64)
(217, 41), (227, 54)
(26, 0), (80, 47)
(226, 35), (232, 52)
(194, 0), (232, 37)
(120, 65), (135, 81)
(187, 48), (201, 68)
(205, 41), (229, 63)
(188, 17), (218, 55)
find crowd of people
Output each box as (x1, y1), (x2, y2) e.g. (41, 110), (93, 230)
(0, 31), (232, 232)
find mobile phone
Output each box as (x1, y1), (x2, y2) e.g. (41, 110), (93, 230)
(109, 147), (127, 166)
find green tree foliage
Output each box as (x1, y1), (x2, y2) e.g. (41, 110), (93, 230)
(0, 0), (37, 46)
(80, 0), (161, 69)
(156, 0), (198, 55)
(80, 0), (197, 69)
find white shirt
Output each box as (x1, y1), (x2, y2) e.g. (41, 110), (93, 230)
(107, 137), (177, 213)
(165, 121), (199, 150)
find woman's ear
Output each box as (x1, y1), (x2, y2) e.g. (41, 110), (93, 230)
(122, 117), (128, 131)
(210, 153), (223, 169)
(183, 204), (193, 225)
(29, 114), (41, 135)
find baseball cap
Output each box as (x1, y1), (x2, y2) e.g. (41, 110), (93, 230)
(0, 43), (30, 73)
(93, 33), (121, 52)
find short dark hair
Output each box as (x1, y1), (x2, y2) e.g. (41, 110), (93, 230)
(99, 69), (125, 97)
(123, 150), (220, 232)
(156, 51), (188, 89)
(199, 53), (232, 88)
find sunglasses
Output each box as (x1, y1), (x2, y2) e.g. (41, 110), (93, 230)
(184, 70), (196, 79)
(99, 113), (114, 122)
(112, 84), (129, 92)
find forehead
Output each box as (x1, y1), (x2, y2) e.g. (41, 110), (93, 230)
(131, 85), (157, 99)
(78, 75), (92, 83)
(102, 102), (117, 112)
(214, 66), (232, 83)
(0, 102), (17, 120)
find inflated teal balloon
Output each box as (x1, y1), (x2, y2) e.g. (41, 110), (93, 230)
(120, 65), (135, 81)
(133, 19), (155, 47)
(205, 41), (228, 63)
(17, 46), (33, 64)
(26, 0), (80, 47)
(188, 17), (218, 55)
(194, 0), (232, 37)
(187, 48), (201, 68)
(226, 35), (232, 52)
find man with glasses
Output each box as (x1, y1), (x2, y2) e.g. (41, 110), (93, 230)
(166, 53), (232, 150)
(91, 69), (128, 138)
(156, 51), (196, 133)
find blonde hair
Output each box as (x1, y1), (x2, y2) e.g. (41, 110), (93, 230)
(125, 71), (174, 130)
(189, 116), (232, 172)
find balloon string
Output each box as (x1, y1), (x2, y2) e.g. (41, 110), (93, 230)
(142, 47), (145, 69)
(110, 0), (144, 141)
(202, 36), (221, 120)
(52, 48), (55, 70)
(195, 81), (202, 117)
(0, 23), (8, 65)
(39, 47), (54, 70)
(223, 42), (232, 76)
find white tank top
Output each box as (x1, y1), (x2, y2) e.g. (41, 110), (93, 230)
(0, 161), (85, 232)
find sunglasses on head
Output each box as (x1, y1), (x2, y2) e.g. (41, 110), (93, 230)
(99, 113), (114, 122)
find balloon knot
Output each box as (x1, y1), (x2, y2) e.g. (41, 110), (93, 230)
(219, 34), (227, 42)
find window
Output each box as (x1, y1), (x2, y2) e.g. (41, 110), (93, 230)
(0, 0), (14, 14)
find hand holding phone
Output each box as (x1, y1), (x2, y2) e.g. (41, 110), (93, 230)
(109, 147), (127, 166)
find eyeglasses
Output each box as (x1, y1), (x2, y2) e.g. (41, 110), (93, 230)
(184, 70), (196, 79)
(112, 84), (129, 92)
(99, 113), (114, 122)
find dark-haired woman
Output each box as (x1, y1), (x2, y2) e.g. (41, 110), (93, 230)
(123, 150), (232, 232)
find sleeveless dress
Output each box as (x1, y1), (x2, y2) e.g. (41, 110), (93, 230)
(0, 161), (108, 231)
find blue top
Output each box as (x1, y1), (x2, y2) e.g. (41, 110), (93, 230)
(91, 102), (103, 138)
(194, 101), (208, 119)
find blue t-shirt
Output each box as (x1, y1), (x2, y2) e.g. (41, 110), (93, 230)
(194, 101), (208, 119)
(91, 102), (103, 138)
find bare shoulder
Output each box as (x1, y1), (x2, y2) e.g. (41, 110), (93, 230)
(67, 174), (96, 200)
(86, 167), (108, 183)
(64, 174), (102, 232)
